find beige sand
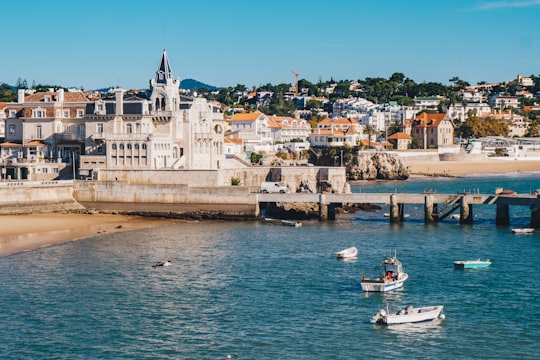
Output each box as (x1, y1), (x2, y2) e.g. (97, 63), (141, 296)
(0, 213), (178, 258)
(404, 158), (540, 177)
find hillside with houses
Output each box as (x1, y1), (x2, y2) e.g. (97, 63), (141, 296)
(0, 55), (539, 181)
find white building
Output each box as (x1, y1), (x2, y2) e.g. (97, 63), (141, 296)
(79, 50), (225, 177)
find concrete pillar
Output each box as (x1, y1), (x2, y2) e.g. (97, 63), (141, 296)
(495, 204), (510, 226)
(255, 194), (260, 218)
(390, 194), (400, 223)
(530, 199), (540, 228)
(319, 193), (327, 221)
(460, 196), (473, 224)
(424, 195), (435, 223)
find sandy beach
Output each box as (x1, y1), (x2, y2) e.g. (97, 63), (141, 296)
(0, 213), (179, 258)
(404, 158), (540, 177)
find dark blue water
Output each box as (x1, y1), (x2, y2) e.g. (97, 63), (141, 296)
(1, 174), (540, 359)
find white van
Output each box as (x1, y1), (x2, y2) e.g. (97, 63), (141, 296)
(260, 181), (288, 193)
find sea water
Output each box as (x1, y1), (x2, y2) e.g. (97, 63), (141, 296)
(1, 174), (539, 359)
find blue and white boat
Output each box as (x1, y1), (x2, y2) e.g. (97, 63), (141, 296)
(361, 253), (408, 292)
(453, 259), (491, 269)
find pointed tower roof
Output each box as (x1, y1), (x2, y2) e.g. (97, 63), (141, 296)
(155, 50), (173, 84)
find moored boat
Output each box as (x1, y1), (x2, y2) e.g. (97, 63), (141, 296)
(361, 252), (408, 292)
(453, 259), (491, 269)
(511, 228), (534, 234)
(370, 304), (445, 325)
(282, 220), (302, 227)
(335, 246), (358, 259)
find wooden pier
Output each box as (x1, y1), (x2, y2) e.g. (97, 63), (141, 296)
(257, 192), (540, 227)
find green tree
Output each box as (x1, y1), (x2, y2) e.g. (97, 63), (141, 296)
(364, 124), (377, 147)
(0, 84), (17, 101)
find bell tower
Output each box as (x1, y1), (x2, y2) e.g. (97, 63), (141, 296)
(149, 50), (180, 112)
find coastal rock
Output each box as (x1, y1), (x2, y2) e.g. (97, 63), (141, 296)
(348, 152), (409, 180)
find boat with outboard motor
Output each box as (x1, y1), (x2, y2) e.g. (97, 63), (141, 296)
(370, 304), (445, 325)
(361, 252), (408, 292)
(335, 246), (358, 259)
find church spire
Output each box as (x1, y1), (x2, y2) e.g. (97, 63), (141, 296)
(155, 49), (173, 84)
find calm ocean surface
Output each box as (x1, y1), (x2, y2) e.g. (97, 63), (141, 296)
(1, 174), (540, 359)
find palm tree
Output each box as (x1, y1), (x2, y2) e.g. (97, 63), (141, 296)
(364, 124), (377, 148)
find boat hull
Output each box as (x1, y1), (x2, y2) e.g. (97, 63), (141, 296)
(372, 305), (444, 325)
(512, 228), (534, 234)
(454, 260), (491, 269)
(336, 246), (358, 259)
(361, 274), (409, 292)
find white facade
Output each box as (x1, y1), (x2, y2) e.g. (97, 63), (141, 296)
(80, 50), (225, 175)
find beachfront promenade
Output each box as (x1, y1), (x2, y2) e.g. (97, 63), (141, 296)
(258, 192), (540, 226)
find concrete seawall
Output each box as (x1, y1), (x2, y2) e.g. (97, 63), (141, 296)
(73, 181), (260, 220)
(0, 180), (84, 215)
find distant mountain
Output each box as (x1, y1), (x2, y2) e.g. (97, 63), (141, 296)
(0, 82), (16, 90)
(180, 78), (217, 91)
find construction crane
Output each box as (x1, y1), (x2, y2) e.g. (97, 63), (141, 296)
(291, 70), (299, 96)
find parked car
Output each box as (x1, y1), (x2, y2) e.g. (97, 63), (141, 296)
(260, 181), (288, 193)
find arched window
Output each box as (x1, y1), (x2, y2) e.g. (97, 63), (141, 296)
(127, 123), (133, 133)
(112, 144), (117, 150)
(135, 144), (140, 150)
(127, 144), (132, 150)
(142, 144), (147, 150)
(120, 144), (125, 150)
(173, 147), (178, 158)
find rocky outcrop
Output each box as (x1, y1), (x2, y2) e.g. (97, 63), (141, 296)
(348, 152), (409, 180)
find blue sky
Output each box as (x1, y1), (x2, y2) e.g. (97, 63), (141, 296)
(1, 0), (539, 90)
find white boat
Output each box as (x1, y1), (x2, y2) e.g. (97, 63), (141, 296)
(152, 260), (171, 268)
(450, 213), (460, 219)
(370, 304), (445, 325)
(384, 213), (410, 218)
(335, 246), (358, 259)
(282, 220), (302, 227)
(511, 228), (535, 234)
(361, 253), (409, 292)
(453, 259), (491, 269)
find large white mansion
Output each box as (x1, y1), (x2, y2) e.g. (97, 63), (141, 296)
(1, 51), (226, 180)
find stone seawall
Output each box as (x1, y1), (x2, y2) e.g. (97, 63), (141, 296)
(73, 181), (260, 220)
(0, 180), (84, 215)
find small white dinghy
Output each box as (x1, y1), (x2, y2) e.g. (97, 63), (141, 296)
(371, 304), (445, 325)
(511, 228), (534, 234)
(335, 246), (358, 259)
(152, 260), (171, 268)
(282, 220), (302, 227)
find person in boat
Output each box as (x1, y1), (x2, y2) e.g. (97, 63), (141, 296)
(387, 271), (393, 280)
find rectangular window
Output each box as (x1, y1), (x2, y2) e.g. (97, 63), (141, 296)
(78, 124), (85, 135)
(97, 123), (104, 133)
(77, 109), (84, 117)
(64, 110), (70, 118)
(36, 125), (42, 139)
(56, 110), (62, 117)
(9, 110), (17, 118)
(33, 110), (46, 118)
(64, 125), (69, 134)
